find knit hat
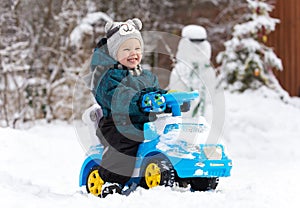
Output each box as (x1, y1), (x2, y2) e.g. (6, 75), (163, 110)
(105, 18), (144, 61)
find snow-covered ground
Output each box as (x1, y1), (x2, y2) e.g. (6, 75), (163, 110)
(1, 90), (300, 208)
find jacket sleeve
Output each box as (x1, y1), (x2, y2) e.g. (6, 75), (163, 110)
(96, 70), (167, 119)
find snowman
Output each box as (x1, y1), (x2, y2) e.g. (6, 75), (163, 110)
(168, 25), (215, 121)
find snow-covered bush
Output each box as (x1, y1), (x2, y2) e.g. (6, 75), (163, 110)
(216, 0), (283, 93)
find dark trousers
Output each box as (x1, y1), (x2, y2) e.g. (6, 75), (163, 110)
(96, 117), (142, 186)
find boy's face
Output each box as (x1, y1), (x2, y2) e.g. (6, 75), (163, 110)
(116, 38), (142, 69)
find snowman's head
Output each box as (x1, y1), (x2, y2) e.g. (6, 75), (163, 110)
(181, 25), (207, 43)
(177, 25), (211, 61)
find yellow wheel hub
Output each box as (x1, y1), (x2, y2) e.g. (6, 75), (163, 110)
(145, 163), (161, 188)
(87, 169), (104, 196)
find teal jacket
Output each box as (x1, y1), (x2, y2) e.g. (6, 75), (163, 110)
(95, 67), (164, 123)
(91, 38), (166, 138)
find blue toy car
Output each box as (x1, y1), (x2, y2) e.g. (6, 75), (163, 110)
(79, 91), (232, 196)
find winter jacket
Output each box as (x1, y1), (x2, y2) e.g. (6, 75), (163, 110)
(90, 38), (166, 139)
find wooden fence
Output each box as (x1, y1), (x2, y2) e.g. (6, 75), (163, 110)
(269, 0), (300, 96)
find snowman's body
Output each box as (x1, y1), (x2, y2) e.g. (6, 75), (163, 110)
(169, 25), (215, 120)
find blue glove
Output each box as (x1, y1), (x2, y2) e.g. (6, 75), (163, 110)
(141, 92), (166, 113)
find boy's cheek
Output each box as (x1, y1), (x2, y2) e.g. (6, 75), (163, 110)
(117, 53), (127, 62)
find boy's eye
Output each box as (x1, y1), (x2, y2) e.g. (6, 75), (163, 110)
(135, 48), (141, 50)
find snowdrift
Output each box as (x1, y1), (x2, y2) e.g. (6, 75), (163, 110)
(0, 90), (300, 208)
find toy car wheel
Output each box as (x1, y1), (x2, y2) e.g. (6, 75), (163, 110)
(140, 155), (175, 189)
(86, 166), (104, 197)
(190, 177), (219, 191)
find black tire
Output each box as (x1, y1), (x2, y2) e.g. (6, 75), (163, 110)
(140, 154), (175, 189)
(174, 175), (190, 188)
(190, 177), (219, 191)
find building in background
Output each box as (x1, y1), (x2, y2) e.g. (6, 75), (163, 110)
(269, 0), (300, 96)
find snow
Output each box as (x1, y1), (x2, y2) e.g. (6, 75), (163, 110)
(234, 0), (280, 38)
(247, 0), (273, 13)
(1, 90), (300, 207)
(181, 25), (207, 39)
(69, 12), (112, 47)
(264, 49), (283, 70)
(169, 25), (213, 119)
(233, 15), (279, 38)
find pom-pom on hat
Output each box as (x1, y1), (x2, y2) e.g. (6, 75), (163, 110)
(105, 18), (144, 61)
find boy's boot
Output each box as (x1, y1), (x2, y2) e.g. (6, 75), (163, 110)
(101, 182), (123, 198)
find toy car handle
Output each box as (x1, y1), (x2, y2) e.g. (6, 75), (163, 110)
(141, 90), (199, 116)
(164, 91), (199, 116)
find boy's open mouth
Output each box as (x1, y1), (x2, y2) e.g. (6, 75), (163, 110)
(127, 57), (138, 63)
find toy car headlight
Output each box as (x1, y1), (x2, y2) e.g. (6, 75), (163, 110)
(216, 146), (222, 155)
(203, 146), (223, 160)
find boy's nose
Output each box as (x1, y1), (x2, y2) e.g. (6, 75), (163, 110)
(129, 50), (137, 56)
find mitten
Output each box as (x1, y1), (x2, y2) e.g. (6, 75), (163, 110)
(140, 92), (166, 113)
(141, 93), (153, 112)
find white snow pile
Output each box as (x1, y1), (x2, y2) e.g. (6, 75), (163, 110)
(1, 90), (300, 208)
